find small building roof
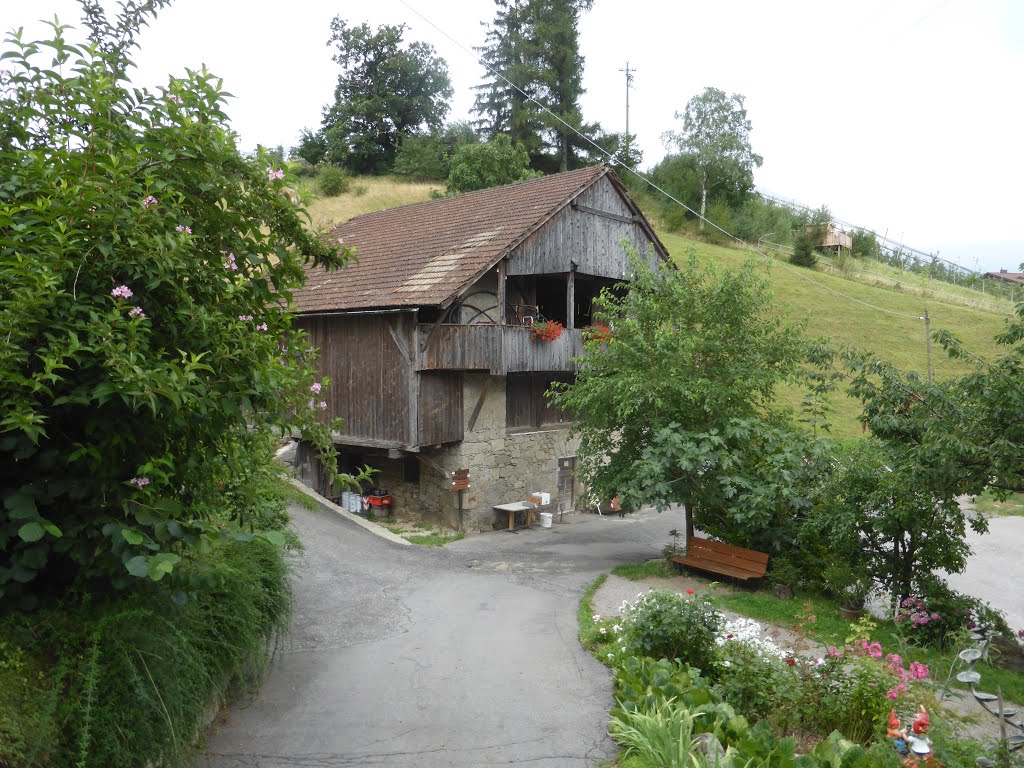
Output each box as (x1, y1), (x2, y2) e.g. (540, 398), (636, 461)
(984, 270), (1024, 286)
(291, 164), (666, 314)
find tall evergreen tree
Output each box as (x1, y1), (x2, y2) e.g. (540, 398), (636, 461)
(472, 0), (593, 172)
(533, 0), (593, 171)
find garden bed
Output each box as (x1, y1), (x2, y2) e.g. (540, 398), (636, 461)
(582, 566), (1024, 767)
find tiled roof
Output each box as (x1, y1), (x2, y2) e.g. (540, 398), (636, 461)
(292, 164), (613, 313)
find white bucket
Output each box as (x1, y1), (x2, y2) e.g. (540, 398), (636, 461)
(340, 491), (351, 509)
(539, 512), (553, 528)
(349, 494), (362, 514)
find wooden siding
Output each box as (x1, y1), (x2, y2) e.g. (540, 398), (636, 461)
(506, 372), (573, 428)
(418, 324), (584, 374)
(295, 313), (417, 447)
(418, 372), (464, 445)
(507, 175), (657, 279)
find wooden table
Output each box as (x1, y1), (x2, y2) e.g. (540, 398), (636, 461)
(493, 501), (536, 531)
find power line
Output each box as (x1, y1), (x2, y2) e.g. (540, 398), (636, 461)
(396, 0), (939, 324)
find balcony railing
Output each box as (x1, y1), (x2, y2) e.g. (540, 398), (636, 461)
(417, 324), (584, 374)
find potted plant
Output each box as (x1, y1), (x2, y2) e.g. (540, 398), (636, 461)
(529, 318), (564, 342)
(824, 560), (872, 620)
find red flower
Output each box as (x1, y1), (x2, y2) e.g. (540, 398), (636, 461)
(687, 589), (694, 595)
(785, 658), (796, 666)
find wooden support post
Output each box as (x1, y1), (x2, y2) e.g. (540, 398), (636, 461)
(497, 260), (507, 326)
(566, 269), (575, 330)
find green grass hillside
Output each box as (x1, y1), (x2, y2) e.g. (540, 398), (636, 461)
(305, 178), (1012, 438)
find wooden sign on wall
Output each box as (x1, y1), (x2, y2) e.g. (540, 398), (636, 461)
(451, 468), (470, 492)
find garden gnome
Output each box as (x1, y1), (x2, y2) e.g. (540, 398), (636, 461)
(906, 706), (932, 757)
(887, 709), (908, 755)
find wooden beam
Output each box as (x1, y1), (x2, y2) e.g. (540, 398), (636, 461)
(326, 432), (420, 452)
(386, 315), (412, 363)
(571, 202), (638, 225)
(566, 269), (575, 330)
(416, 453), (450, 479)
(420, 305), (453, 356)
(466, 376), (492, 433)
(497, 260), (507, 326)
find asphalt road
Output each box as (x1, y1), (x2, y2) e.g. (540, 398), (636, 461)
(943, 515), (1024, 634)
(200, 502), (1023, 767)
(199, 503), (679, 767)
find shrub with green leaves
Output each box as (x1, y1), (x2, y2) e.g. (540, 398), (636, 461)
(620, 589), (722, 671)
(316, 165), (352, 196)
(0, 5), (355, 601)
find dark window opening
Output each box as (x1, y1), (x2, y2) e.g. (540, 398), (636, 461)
(506, 372), (574, 429)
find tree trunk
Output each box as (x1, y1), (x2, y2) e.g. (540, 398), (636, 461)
(684, 503), (694, 548)
(698, 168), (708, 233)
(560, 130), (568, 172)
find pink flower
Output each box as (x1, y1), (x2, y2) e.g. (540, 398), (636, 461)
(826, 646), (841, 658)
(141, 195), (158, 208)
(111, 285), (133, 299)
(167, 94), (182, 104)
(930, 613), (940, 621)
(310, 382), (322, 394)
(239, 314), (254, 322)
(886, 688), (901, 700)
(175, 225), (192, 234)
(909, 661), (929, 680)
(223, 253), (238, 271)
(267, 167), (285, 181)
(128, 306), (146, 319)
(318, 401), (327, 409)
(868, 642), (883, 658)
(129, 477), (150, 488)
(256, 322), (268, 332)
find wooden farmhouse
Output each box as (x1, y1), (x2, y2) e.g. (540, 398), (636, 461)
(290, 164), (668, 531)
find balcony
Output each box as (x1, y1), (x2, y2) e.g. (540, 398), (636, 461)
(416, 324), (584, 374)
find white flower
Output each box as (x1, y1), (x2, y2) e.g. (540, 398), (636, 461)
(592, 614), (601, 622)
(612, 624), (622, 633)
(599, 627), (607, 635)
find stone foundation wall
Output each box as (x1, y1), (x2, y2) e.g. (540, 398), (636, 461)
(420, 373), (582, 532)
(295, 373), (583, 532)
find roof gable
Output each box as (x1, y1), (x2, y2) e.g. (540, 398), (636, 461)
(292, 164), (664, 314)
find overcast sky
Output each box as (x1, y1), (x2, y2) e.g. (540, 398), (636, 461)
(9, 0), (1024, 272)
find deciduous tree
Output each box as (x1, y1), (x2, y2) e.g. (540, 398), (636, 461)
(318, 19), (452, 174)
(550, 252), (809, 547)
(662, 87), (762, 232)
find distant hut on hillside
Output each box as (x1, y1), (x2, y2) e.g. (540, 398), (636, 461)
(984, 268), (1024, 287)
(820, 224), (852, 256)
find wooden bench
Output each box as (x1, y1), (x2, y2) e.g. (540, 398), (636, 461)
(670, 537), (768, 581)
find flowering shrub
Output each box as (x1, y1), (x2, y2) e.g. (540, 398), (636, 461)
(0, 15), (363, 596)
(582, 323), (612, 344)
(618, 589), (721, 672)
(529, 318), (564, 342)
(893, 584), (1005, 649)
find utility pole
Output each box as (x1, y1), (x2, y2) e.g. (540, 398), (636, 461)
(924, 309), (933, 384)
(618, 61), (635, 164)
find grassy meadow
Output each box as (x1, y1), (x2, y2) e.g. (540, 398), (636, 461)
(304, 177), (1013, 439)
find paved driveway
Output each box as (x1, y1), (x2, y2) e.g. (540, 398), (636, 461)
(200, 503), (679, 767)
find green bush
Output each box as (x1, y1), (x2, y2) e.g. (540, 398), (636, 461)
(0, 11), (352, 600)
(2, 536), (291, 768)
(317, 165), (352, 196)
(620, 589), (722, 671)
